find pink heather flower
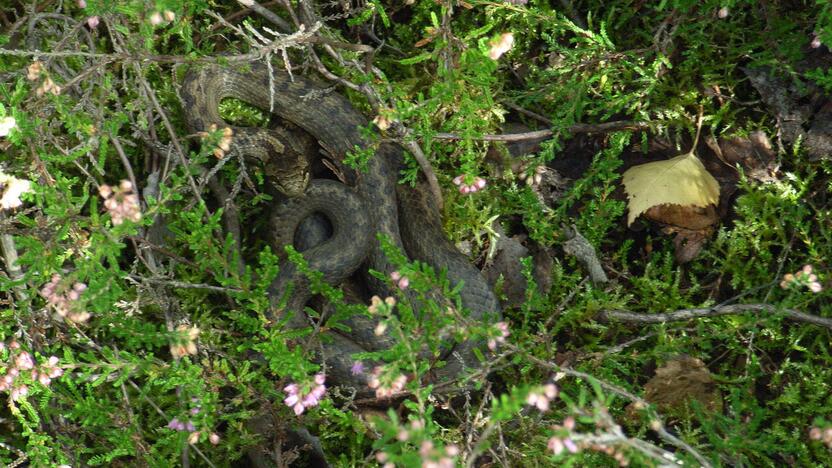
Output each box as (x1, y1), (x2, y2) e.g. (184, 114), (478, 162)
(810, 427), (822, 440)
(77, 0), (86, 7)
(185, 421), (195, 432)
(209, 432), (220, 445)
(488, 32), (514, 60)
(780, 265), (823, 292)
(812, 35), (822, 49)
(351, 361), (365, 375)
(150, 12), (163, 25)
(15, 352), (34, 370)
(487, 321), (510, 350)
(40, 275), (91, 323)
(543, 383), (558, 399)
(452, 175), (487, 195)
(284, 393), (299, 407)
(717, 7), (729, 18)
(11, 384), (28, 401)
(563, 438), (578, 453)
(563, 415), (575, 430)
(527, 391), (550, 411)
(292, 402), (305, 415)
(548, 436), (564, 454)
(87, 16), (99, 29)
(168, 418), (185, 431)
(389, 271), (409, 289)
(99, 180), (142, 225)
(368, 367), (408, 398)
(284, 375), (326, 415)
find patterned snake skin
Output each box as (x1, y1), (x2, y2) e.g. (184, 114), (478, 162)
(181, 62), (501, 389)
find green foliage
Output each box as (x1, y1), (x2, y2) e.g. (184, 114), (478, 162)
(0, 0), (830, 466)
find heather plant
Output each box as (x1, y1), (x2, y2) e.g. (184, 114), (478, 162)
(1, 0), (831, 467)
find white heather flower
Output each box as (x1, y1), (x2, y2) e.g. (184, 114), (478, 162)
(488, 32), (514, 60)
(0, 117), (16, 137)
(0, 175), (32, 210)
(811, 34), (822, 49)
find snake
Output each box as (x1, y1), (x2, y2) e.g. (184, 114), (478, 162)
(180, 62), (501, 391)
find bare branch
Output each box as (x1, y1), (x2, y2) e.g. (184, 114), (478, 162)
(599, 303), (832, 329)
(433, 120), (650, 142)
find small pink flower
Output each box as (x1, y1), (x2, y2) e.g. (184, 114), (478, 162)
(526, 392), (550, 411)
(11, 384), (28, 401)
(168, 418), (185, 431)
(293, 402), (305, 415)
(15, 352), (34, 370)
(87, 16), (99, 29)
(812, 35), (822, 49)
(284, 394), (299, 406)
(717, 7), (729, 18)
(548, 436), (564, 454)
(209, 432), (220, 445)
(487, 321), (510, 350)
(351, 361), (365, 375)
(77, 0), (86, 7)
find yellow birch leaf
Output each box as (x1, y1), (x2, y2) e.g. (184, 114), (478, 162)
(622, 151), (720, 226)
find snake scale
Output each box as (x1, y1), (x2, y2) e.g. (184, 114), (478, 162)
(181, 62), (501, 391)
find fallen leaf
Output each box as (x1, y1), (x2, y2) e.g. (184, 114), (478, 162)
(626, 356), (722, 421)
(622, 151), (720, 226)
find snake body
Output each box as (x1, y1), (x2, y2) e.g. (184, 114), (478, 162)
(181, 62), (500, 388)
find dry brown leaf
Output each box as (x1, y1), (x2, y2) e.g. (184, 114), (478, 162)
(622, 151), (720, 226)
(626, 356), (722, 421)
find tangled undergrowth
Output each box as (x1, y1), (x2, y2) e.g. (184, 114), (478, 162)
(1, 0), (831, 466)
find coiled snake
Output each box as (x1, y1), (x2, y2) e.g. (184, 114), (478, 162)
(181, 62), (500, 391)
